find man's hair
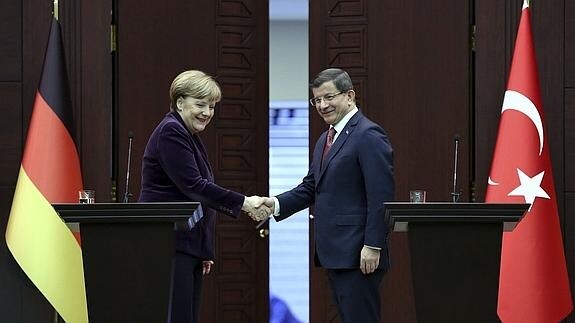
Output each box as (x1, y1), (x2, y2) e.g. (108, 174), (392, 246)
(310, 68), (354, 92)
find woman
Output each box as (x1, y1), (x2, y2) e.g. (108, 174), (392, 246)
(139, 70), (266, 323)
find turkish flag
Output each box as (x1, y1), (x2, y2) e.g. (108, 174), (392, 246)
(486, 2), (572, 322)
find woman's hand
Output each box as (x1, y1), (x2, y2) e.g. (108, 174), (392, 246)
(202, 260), (214, 275)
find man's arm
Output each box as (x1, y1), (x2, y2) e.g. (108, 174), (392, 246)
(359, 126), (394, 248)
(358, 126), (394, 273)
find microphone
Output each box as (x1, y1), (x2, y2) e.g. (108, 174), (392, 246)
(451, 134), (462, 202)
(123, 131), (134, 203)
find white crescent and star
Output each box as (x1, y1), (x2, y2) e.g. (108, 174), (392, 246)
(487, 90), (548, 207)
(488, 177), (499, 186)
(501, 90), (544, 156)
(508, 168), (550, 210)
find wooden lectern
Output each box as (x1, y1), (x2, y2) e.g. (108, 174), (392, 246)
(385, 202), (528, 323)
(53, 202), (200, 323)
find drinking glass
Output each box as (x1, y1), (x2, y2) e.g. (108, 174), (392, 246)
(409, 190), (426, 203)
(78, 190), (95, 204)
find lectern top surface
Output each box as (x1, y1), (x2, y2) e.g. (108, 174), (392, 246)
(384, 202), (528, 222)
(52, 202), (200, 223)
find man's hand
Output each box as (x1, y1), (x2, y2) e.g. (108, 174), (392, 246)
(242, 195), (272, 221)
(360, 246), (380, 274)
(256, 196), (275, 211)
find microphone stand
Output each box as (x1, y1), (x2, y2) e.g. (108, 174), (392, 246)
(123, 132), (134, 203)
(451, 135), (462, 203)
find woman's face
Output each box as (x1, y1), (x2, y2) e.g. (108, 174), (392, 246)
(177, 96), (216, 134)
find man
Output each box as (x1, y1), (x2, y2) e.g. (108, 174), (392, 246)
(261, 68), (394, 323)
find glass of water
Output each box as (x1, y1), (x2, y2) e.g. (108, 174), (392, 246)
(409, 190), (426, 203)
(78, 190), (95, 204)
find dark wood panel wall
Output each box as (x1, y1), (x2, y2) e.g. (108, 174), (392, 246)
(211, 1), (270, 322)
(308, 1), (375, 321)
(477, 1), (574, 322)
(115, 0), (269, 322)
(309, 0), (574, 322)
(0, 0), (573, 322)
(1, 1), (52, 320)
(1, 0), (271, 321)
(309, 0), (470, 322)
(564, 0), (575, 320)
(0, 0), (25, 310)
(0, 0), (113, 322)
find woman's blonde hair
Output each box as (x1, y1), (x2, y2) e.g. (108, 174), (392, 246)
(169, 70), (222, 111)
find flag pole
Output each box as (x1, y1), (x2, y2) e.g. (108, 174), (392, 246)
(53, 4), (61, 323)
(51, 3), (59, 312)
(54, 5), (59, 323)
(53, 4), (62, 323)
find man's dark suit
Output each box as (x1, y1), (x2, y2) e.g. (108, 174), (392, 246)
(274, 110), (394, 322)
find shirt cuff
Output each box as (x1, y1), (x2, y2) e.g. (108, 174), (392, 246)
(271, 196), (280, 216)
(364, 245), (382, 250)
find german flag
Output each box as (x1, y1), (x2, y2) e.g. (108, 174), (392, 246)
(5, 17), (89, 323)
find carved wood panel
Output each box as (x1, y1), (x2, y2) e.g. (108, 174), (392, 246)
(310, 0), (471, 322)
(210, 1), (269, 322)
(115, 0), (268, 322)
(0, 0), (573, 322)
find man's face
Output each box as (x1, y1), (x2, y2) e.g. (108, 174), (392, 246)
(311, 81), (354, 125)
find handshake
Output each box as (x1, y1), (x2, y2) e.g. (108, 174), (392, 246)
(241, 196), (275, 221)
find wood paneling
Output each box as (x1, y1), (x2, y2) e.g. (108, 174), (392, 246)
(117, 0), (269, 321)
(116, 0), (203, 202)
(378, 0), (471, 202)
(477, 0), (573, 322)
(310, 0), (471, 321)
(0, 0), (112, 321)
(77, 0), (113, 200)
(566, 90), (575, 192)
(22, 0), (51, 136)
(566, 193), (575, 323)
(58, 0), (113, 202)
(383, 232), (416, 321)
(535, 0), (565, 218)
(9, 1), (57, 322)
(565, 90), (575, 323)
(0, 0), (574, 322)
(566, 0), (575, 88)
(0, 0), (21, 80)
(474, 0), (507, 202)
(212, 1), (270, 322)
(0, 187), (22, 323)
(0, 84), (22, 187)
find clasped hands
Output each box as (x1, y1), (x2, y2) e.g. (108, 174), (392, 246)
(242, 196), (275, 221)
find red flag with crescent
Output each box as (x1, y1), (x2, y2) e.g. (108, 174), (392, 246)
(486, 2), (572, 322)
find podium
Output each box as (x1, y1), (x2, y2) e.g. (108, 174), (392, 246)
(53, 202), (200, 323)
(385, 202), (528, 323)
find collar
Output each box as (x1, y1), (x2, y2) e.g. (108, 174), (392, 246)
(332, 106), (359, 134)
